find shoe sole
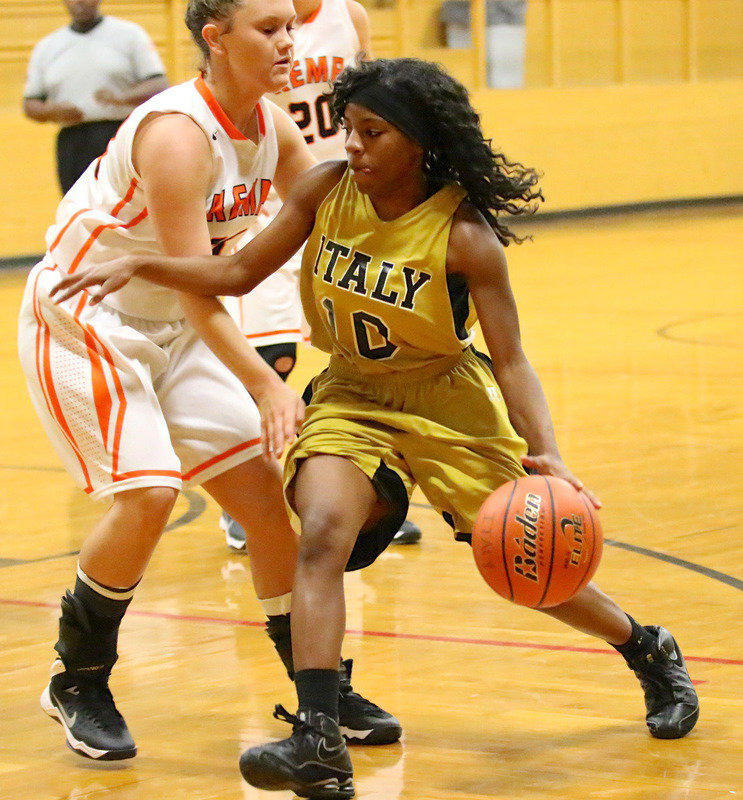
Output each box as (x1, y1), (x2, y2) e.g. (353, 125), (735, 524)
(40, 685), (137, 761)
(340, 723), (403, 745)
(240, 759), (354, 799)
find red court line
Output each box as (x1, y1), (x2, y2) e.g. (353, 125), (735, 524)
(2, 597), (740, 666)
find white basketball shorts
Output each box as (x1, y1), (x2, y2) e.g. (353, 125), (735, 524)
(18, 261), (263, 500)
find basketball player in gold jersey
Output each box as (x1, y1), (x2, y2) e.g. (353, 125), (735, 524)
(54, 58), (699, 799)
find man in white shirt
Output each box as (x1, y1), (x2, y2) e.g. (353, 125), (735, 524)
(22, 0), (168, 193)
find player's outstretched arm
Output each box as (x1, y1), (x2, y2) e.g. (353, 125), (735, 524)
(448, 204), (601, 508)
(51, 160), (345, 305)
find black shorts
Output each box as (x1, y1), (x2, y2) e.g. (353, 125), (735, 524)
(56, 120), (123, 194)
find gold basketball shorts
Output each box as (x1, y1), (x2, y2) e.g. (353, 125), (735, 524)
(285, 346), (528, 569)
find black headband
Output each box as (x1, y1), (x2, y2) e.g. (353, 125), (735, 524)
(345, 83), (432, 149)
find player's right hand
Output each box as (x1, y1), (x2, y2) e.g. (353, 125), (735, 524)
(50, 256), (140, 305)
(521, 453), (602, 509)
(249, 373), (306, 459)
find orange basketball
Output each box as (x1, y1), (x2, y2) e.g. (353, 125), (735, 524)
(472, 475), (603, 608)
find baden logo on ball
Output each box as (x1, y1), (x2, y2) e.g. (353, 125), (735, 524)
(472, 476), (603, 609)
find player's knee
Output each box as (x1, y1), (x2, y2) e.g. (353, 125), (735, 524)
(257, 342), (297, 382)
(298, 507), (355, 571)
(114, 486), (178, 529)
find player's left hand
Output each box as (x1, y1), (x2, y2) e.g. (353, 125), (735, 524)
(250, 375), (306, 459)
(521, 453), (602, 509)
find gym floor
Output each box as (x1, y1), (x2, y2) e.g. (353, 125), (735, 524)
(0, 203), (740, 799)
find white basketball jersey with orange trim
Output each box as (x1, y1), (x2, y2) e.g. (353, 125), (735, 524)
(45, 77), (279, 321)
(275, 0), (359, 162)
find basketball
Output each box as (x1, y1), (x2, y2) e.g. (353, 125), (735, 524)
(472, 475), (603, 609)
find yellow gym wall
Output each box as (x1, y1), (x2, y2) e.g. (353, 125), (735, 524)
(1, 0), (741, 258)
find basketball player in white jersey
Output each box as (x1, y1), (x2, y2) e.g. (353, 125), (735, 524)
(220, 0), (422, 549)
(18, 0), (400, 762)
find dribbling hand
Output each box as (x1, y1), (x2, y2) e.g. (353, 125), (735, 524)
(521, 453), (602, 509)
(50, 257), (140, 305)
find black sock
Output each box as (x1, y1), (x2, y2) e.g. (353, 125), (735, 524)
(265, 613), (294, 679)
(73, 572), (136, 631)
(611, 614), (655, 660)
(295, 669), (340, 720)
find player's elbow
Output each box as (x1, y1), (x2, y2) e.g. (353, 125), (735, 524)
(489, 343), (529, 380)
(221, 258), (253, 297)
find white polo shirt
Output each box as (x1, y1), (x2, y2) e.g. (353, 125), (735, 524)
(24, 16), (165, 125)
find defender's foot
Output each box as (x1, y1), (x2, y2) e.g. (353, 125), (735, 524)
(40, 660), (136, 759)
(338, 659), (402, 745)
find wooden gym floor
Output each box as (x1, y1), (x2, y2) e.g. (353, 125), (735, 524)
(0, 203), (740, 799)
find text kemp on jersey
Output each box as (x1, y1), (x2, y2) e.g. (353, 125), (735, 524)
(207, 178), (272, 223)
(313, 236), (432, 311)
(277, 57), (347, 92)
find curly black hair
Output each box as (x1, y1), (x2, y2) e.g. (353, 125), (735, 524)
(330, 58), (542, 245)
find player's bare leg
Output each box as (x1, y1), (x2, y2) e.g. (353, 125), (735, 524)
(78, 486), (179, 586)
(239, 455), (398, 798)
(290, 456), (380, 670)
(540, 582), (631, 644)
(204, 456), (297, 599)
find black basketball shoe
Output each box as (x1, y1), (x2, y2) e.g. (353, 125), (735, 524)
(240, 705), (354, 799)
(40, 659), (136, 760)
(338, 659), (402, 745)
(623, 626), (699, 739)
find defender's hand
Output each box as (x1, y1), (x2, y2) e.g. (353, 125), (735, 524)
(249, 375), (306, 459)
(521, 453), (602, 509)
(50, 256), (140, 305)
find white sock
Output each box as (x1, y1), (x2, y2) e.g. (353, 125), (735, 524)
(260, 591), (292, 617)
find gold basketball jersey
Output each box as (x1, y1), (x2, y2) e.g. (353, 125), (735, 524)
(301, 168), (474, 373)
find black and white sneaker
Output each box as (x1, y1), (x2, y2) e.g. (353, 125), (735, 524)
(239, 705), (354, 799)
(392, 519), (422, 545)
(40, 660), (136, 760)
(338, 659), (402, 745)
(625, 626), (700, 739)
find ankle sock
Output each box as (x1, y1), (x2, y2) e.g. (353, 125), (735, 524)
(612, 614), (655, 660)
(295, 669), (340, 720)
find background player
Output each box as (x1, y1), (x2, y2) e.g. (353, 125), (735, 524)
(18, 0), (399, 764)
(220, 0), (422, 550)
(23, 0), (168, 193)
(54, 57), (700, 799)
